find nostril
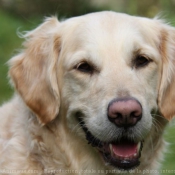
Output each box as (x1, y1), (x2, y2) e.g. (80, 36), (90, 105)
(129, 111), (142, 126)
(117, 113), (123, 118)
(130, 110), (142, 118)
(108, 112), (123, 123)
(107, 97), (142, 127)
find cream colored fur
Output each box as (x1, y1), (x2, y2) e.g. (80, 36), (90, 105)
(0, 12), (175, 175)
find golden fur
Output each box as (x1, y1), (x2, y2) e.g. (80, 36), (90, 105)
(0, 12), (175, 175)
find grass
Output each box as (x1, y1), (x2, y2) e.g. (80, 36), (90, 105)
(0, 9), (175, 174)
(162, 121), (175, 173)
(0, 10), (41, 103)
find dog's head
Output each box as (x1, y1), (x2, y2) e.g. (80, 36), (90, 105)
(9, 12), (175, 170)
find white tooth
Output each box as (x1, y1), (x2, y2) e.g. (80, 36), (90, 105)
(109, 144), (113, 156)
(137, 142), (141, 151)
(134, 153), (137, 157)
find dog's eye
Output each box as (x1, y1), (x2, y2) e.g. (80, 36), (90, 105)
(134, 55), (150, 68)
(76, 62), (94, 73)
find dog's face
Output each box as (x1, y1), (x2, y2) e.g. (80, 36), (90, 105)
(9, 12), (175, 170)
(61, 13), (163, 170)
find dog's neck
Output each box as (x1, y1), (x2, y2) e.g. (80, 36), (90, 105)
(23, 109), (104, 174)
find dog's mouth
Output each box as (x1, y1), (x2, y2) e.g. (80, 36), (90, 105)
(101, 140), (143, 170)
(78, 118), (143, 170)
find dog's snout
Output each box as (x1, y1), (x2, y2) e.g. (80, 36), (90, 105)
(108, 98), (142, 128)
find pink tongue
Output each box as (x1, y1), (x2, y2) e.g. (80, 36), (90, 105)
(112, 141), (137, 157)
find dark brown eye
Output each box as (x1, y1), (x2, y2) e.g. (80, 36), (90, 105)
(76, 62), (94, 73)
(134, 55), (150, 68)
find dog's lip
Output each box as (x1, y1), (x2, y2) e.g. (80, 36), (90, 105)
(77, 116), (143, 170)
(97, 140), (143, 170)
(109, 140), (141, 159)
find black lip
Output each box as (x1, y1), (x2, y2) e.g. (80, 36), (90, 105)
(78, 116), (103, 147)
(78, 116), (143, 170)
(103, 153), (140, 170)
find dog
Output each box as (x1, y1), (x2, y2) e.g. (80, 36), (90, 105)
(0, 11), (175, 175)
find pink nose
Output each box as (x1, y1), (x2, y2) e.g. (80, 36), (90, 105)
(108, 98), (142, 128)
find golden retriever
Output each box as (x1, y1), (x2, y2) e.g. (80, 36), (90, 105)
(0, 11), (175, 175)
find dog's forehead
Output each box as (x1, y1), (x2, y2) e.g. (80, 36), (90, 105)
(66, 12), (138, 39)
(60, 12), (161, 68)
(62, 12), (159, 51)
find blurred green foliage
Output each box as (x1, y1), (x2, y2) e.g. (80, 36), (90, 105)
(0, 0), (175, 174)
(0, 10), (41, 103)
(0, 0), (98, 18)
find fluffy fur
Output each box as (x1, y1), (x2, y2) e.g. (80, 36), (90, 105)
(0, 11), (175, 175)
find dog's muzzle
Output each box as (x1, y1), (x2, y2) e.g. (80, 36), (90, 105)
(77, 97), (144, 170)
(78, 117), (143, 170)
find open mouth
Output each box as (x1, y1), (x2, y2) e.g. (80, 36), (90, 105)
(102, 140), (143, 170)
(78, 117), (143, 170)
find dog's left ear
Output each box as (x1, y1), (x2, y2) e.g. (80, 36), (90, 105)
(9, 17), (61, 124)
(158, 23), (175, 121)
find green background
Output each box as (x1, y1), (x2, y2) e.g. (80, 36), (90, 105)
(0, 0), (175, 174)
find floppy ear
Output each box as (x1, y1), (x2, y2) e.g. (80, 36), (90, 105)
(158, 24), (175, 121)
(9, 17), (61, 124)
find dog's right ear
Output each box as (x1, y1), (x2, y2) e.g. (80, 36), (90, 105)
(158, 23), (175, 121)
(9, 17), (61, 124)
